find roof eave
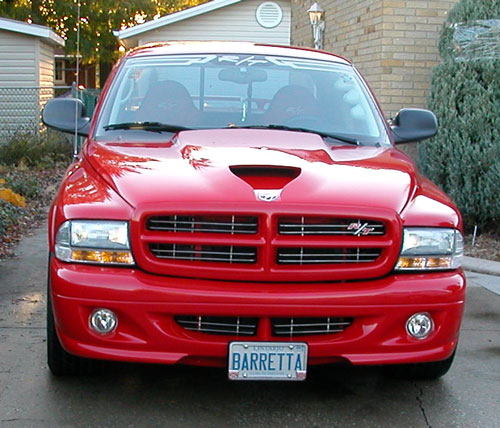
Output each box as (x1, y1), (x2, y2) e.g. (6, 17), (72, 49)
(116, 0), (242, 40)
(46, 31), (65, 47)
(0, 17), (65, 47)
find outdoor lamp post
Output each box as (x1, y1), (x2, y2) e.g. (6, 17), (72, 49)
(307, 2), (325, 50)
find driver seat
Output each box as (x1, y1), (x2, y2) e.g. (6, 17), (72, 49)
(264, 85), (322, 124)
(137, 80), (199, 127)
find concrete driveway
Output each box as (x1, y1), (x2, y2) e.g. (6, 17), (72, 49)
(0, 226), (499, 428)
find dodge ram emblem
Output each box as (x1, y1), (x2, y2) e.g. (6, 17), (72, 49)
(254, 189), (282, 202)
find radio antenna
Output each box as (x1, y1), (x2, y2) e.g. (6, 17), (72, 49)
(73, 1), (81, 160)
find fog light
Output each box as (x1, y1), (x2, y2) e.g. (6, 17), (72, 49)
(406, 312), (433, 339)
(90, 309), (117, 334)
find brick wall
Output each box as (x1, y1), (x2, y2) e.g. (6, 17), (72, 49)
(291, 0), (459, 118)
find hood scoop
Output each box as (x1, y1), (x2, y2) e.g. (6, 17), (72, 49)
(229, 165), (301, 189)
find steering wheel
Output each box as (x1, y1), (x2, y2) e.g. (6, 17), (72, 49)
(283, 115), (323, 129)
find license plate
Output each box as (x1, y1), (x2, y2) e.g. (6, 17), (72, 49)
(228, 342), (308, 381)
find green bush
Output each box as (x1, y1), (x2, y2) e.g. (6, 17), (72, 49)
(0, 199), (25, 236)
(0, 131), (72, 168)
(438, 0), (500, 61)
(5, 170), (42, 199)
(418, 0), (500, 233)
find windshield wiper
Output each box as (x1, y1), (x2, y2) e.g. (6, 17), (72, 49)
(226, 124), (359, 145)
(103, 122), (191, 133)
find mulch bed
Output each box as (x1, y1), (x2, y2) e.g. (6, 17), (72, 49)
(0, 165), (66, 260)
(464, 233), (500, 262)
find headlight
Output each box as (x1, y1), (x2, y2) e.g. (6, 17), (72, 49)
(395, 228), (463, 271)
(55, 220), (134, 265)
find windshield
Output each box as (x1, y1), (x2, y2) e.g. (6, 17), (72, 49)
(95, 54), (389, 145)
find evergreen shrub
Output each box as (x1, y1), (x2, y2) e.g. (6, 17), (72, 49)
(418, 0), (500, 233)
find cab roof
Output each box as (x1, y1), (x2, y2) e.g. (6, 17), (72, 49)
(126, 41), (351, 66)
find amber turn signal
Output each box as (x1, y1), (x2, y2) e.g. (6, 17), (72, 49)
(71, 250), (134, 265)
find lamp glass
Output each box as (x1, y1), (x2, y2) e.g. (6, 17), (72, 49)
(307, 3), (324, 25)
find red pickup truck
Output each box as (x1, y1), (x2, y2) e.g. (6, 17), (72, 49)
(42, 42), (465, 380)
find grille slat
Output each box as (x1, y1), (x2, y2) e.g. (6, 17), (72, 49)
(144, 213), (388, 271)
(273, 321), (352, 328)
(148, 215), (258, 234)
(279, 217), (385, 236)
(272, 317), (353, 337)
(176, 316), (353, 337)
(150, 244), (257, 264)
(277, 248), (381, 265)
(176, 316), (258, 336)
(179, 320), (257, 329)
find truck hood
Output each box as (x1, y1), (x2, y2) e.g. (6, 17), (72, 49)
(86, 129), (417, 213)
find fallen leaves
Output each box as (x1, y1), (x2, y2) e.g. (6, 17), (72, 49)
(464, 233), (500, 262)
(0, 188), (26, 207)
(0, 164), (67, 261)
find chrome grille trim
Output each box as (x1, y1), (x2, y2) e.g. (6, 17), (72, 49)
(150, 244), (257, 264)
(272, 317), (353, 337)
(148, 215), (258, 234)
(176, 316), (258, 336)
(277, 247), (381, 264)
(278, 217), (385, 236)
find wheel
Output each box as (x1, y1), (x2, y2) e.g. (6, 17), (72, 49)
(386, 350), (456, 380)
(47, 262), (100, 376)
(283, 114), (323, 129)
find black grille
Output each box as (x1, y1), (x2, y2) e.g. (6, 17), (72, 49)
(277, 247), (381, 264)
(272, 317), (353, 336)
(176, 316), (258, 336)
(278, 217), (385, 236)
(147, 215), (258, 234)
(150, 244), (257, 264)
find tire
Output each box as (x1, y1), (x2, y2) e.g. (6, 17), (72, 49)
(386, 350), (456, 380)
(47, 260), (100, 376)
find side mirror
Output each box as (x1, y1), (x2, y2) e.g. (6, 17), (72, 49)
(391, 108), (437, 144)
(42, 98), (91, 137)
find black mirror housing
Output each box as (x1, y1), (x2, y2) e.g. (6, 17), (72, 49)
(42, 98), (91, 136)
(391, 108), (438, 144)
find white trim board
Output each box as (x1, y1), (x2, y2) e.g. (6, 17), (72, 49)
(0, 17), (64, 47)
(115, 0), (243, 39)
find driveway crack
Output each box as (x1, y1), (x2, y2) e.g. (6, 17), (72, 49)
(415, 383), (432, 428)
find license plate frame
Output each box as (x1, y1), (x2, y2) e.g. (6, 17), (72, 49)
(228, 341), (308, 381)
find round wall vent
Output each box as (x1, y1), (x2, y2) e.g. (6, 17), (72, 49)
(255, 2), (283, 29)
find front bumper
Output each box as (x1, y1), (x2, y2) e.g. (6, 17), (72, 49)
(50, 258), (465, 367)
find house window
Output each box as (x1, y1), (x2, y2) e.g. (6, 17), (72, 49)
(55, 59), (65, 84)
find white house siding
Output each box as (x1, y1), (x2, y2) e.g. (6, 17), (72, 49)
(37, 39), (56, 118)
(0, 30), (51, 135)
(0, 29), (37, 87)
(38, 40), (55, 87)
(137, 0), (290, 46)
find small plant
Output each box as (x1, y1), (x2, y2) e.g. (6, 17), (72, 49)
(0, 178), (26, 205)
(3, 171), (42, 200)
(0, 131), (71, 256)
(0, 199), (25, 236)
(0, 131), (72, 168)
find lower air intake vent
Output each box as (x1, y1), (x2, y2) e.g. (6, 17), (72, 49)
(277, 247), (381, 264)
(176, 316), (258, 336)
(150, 244), (257, 264)
(272, 317), (353, 336)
